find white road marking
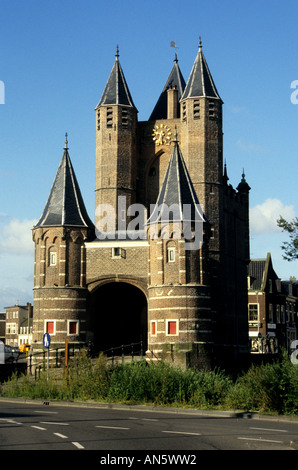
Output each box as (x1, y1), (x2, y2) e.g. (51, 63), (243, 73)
(40, 421), (69, 426)
(34, 410), (58, 414)
(162, 430), (201, 436)
(72, 441), (85, 449)
(0, 419), (22, 425)
(95, 425), (130, 430)
(54, 432), (68, 439)
(238, 437), (283, 443)
(31, 425), (47, 431)
(249, 426), (288, 433)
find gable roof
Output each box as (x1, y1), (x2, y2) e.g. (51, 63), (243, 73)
(96, 46), (136, 109)
(149, 54), (186, 120)
(181, 40), (221, 101)
(34, 136), (93, 229)
(248, 253), (279, 291)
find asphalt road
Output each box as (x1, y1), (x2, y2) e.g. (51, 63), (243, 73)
(0, 398), (297, 460)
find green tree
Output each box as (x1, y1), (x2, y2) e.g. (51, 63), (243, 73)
(277, 216), (298, 261)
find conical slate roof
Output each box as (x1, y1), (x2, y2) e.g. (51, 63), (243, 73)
(148, 133), (208, 225)
(35, 136), (93, 229)
(181, 39), (221, 101)
(96, 46), (136, 108)
(149, 54), (186, 120)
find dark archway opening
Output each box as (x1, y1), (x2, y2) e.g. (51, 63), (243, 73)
(90, 282), (147, 354)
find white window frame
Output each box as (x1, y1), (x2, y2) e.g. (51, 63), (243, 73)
(112, 247), (121, 258)
(150, 320), (157, 337)
(167, 247), (175, 263)
(67, 319), (79, 336)
(50, 252), (57, 266)
(44, 320), (56, 335)
(248, 303), (259, 322)
(166, 319), (179, 336)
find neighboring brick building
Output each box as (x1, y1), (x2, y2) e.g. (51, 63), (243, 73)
(248, 253), (297, 354)
(32, 41), (250, 368)
(5, 303), (33, 347)
(0, 313), (5, 343)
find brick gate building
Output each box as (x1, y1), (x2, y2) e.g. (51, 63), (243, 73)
(32, 40), (250, 368)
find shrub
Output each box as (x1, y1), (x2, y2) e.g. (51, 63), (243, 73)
(1, 351), (297, 416)
(224, 353), (298, 415)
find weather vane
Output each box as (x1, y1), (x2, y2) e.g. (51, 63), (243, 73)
(170, 41), (179, 61)
(170, 41), (179, 53)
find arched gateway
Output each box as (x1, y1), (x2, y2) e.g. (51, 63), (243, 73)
(88, 281), (148, 354)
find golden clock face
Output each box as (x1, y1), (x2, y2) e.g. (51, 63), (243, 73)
(152, 124), (172, 145)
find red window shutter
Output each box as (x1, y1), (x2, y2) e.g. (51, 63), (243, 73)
(151, 322), (156, 335)
(168, 321), (177, 335)
(69, 321), (77, 334)
(47, 321), (54, 334)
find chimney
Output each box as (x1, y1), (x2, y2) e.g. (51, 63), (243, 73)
(167, 85), (178, 119)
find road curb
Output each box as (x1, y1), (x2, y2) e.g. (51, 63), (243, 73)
(0, 396), (297, 423)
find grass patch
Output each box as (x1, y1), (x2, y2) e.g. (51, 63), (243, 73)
(1, 350), (297, 416)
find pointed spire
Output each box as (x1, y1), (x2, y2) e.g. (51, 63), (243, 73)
(223, 160), (229, 185)
(237, 168), (251, 192)
(96, 47), (136, 108)
(181, 39), (221, 101)
(149, 54), (186, 120)
(34, 135), (94, 229)
(147, 135), (208, 225)
(64, 132), (68, 150)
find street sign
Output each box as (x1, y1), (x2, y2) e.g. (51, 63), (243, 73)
(43, 333), (51, 348)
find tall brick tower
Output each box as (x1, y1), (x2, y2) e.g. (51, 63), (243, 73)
(147, 133), (212, 366)
(179, 38), (223, 258)
(94, 46), (138, 231)
(32, 135), (94, 353)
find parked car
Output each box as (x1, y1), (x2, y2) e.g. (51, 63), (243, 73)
(5, 345), (19, 363)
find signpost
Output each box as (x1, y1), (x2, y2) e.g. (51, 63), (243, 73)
(43, 333), (51, 380)
(0, 340), (4, 364)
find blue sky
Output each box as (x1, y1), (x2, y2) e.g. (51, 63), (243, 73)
(0, 0), (297, 310)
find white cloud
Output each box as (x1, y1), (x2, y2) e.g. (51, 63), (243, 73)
(250, 198), (296, 234)
(0, 218), (37, 255)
